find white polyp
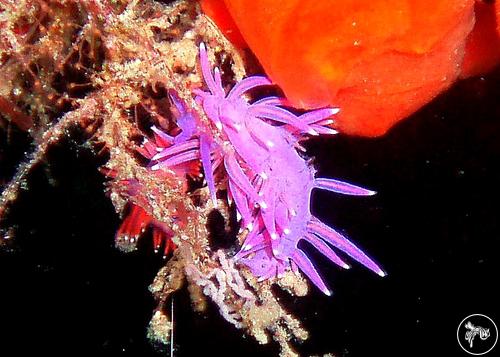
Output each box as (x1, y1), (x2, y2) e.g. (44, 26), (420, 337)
(283, 228), (291, 235)
(260, 201), (268, 209)
(260, 172), (268, 180)
(271, 233), (278, 240)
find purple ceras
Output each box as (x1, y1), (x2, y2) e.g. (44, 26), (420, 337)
(150, 43), (385, 295)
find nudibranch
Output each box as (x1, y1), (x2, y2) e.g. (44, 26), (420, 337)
(147, 43), (385, 294)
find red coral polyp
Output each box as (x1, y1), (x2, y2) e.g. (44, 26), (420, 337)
(115, 204), (176, 257)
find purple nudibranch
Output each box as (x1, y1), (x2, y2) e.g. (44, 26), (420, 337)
(149, 43), (385, 295)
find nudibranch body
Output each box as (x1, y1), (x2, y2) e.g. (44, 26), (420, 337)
(150, 43), (385, 295)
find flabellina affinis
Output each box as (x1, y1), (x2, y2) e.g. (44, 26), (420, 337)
(147, 43), (385, 295)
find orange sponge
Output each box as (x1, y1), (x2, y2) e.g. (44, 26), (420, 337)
(461, 1), (500, 79)
(203, 0), (477, 136)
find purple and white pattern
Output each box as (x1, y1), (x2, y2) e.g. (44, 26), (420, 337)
(150, 43), (385, 295)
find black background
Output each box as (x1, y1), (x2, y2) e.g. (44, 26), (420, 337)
(1, 69), (499, 356)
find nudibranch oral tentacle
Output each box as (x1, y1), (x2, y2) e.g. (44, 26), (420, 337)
(148, 42), (385, 294)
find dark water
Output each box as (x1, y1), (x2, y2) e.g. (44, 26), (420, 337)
(1, 70), (499, 356)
